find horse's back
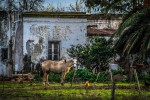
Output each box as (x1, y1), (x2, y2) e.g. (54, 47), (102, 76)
(41, 60), (64, 73)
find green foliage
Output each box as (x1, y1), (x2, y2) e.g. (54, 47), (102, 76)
(48, 72), (61, 82)
(139, 72), (150, 81)
(33, 72), (61, 82)
(33, 73), (42, 81)
(32, 68), (108, 83)
(65, 68), (109, 82)
(112, 69), (126, 75)
(84, 0), (145, 13)
(34, 69), (127, 83)
(114, 7), (150, 60)
(68, 37), (114, 72)
(74, 68), (96, 82)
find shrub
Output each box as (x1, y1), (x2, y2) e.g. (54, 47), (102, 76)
(67, 37), (114, 72)
(65, 68), (109, 83)
(48, 72), (61, 82)
(139, 72), (150, 81)
(112, 69), (126, 75)
(33, 74), (42, 81)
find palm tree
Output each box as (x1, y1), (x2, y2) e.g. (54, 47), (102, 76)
(113, 7), (150, 61)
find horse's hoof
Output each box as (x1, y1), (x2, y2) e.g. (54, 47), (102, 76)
(29, 84), (32, 86)
(43, 82), (46, 86)
(44, 87), (47, 90)
(46, 83), (50, 86)
(61, 83), (64, 86)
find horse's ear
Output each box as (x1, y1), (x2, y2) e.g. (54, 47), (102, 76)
(72, 57), (77, 60)
(64, 59), (66, 63)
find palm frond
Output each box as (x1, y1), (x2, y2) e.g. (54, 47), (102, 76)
(113, 7), (150, 58)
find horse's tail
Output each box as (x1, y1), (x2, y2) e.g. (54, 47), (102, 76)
(36, 62), (43, 77)
(40, 63), (43, 77)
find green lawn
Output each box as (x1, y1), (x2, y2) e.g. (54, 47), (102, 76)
(0, 81), (150, 100)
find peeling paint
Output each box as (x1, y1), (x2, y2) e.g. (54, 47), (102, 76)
(0, 61), (6, 76)
(30, 24), (49, 37)
(23, 17), (87, 63)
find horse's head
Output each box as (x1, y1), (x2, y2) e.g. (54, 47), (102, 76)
(65, 58), (77, 68)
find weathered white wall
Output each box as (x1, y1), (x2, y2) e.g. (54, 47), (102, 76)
(88, 19), (122, 29)
(0, 49), (6, 76)
(23, 17), (87, 63)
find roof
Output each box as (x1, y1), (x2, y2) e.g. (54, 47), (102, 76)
(87, 13), (123, 20)
(23, 12), (88, 18)
(87, 28), (116, 36)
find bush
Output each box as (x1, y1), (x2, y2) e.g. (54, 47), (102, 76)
(33, 68), (128, 83)
(48, 72), (61, 82)
(139, 72), (150, 81)
(33, 74), (42, 81)
(112, 69), (126, 75)
(97, 71), (109, 82)
(65, 68), (109, 83)
(67, 37), (114, 72)
(33, 68), (109, 83)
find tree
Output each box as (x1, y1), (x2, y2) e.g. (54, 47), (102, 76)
(67, 0), (86, 12)
(84, 0), (144, 13)
(68, 37), (114, 72)
(113, 7), (150, 61)
(0, 0), (44, 12)
(41, 3), (65, 12)
(42, 0), (86, 12)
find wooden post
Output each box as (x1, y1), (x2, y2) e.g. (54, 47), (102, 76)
(21, 70), (24, 88)
(109, 68), (115, 100)
(2, 67), (4, 92)
(134, 69), (141, 95)
(129, 57), (134, 81)
(111, 81), (116, 100)
(2, 74), (4, 92)
(95, 72), (100, 83)
(71, 70), (77, 87)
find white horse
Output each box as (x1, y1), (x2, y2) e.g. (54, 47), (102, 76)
(41, 58), (77, 86)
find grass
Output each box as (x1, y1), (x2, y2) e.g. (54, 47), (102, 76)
(0, 81), (150, 100)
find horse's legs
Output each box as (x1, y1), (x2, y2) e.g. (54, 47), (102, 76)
(61, 72), (66, 85)
(46, 73), (49, 85)
(43, 72), (47, 86)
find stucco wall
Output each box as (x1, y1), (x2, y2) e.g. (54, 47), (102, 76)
(23, 17), (87, 63)
(88, 19), (122, 29)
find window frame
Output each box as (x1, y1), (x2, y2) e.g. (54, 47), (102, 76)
(48, 41), (60, 61)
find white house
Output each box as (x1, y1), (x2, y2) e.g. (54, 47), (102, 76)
(15, 12), (87, 71)
(0, 11), (123, 75)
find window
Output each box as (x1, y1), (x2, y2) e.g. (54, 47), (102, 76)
(1, 48), (8, 61)
(48, 41), (60, 60)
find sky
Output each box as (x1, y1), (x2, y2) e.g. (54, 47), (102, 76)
(44, 0), (76, 7)
(43, 0), (87, 12)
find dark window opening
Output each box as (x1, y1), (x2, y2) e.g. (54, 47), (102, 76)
(1, 48), (8, 61)
(48, 41), (60, 60)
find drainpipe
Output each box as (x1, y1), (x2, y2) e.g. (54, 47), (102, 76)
(8, 10), (12, 60)
(7, 0), (13, 60)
